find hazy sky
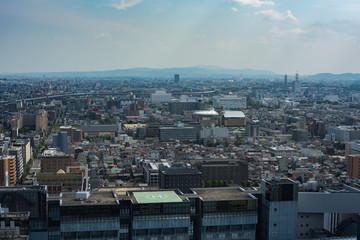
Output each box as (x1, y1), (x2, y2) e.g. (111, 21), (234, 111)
(1, 0), (360, 74)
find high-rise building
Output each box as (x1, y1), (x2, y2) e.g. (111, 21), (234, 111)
(292, 72), (301, 93)
(52, 131), (68, 154)
(35, 109), (48, 131)
(159, 125), (197, 142)
(174, 74), (180, 84)
(41, 149), (76, 172)
(292, 129), (309, 142)
(150, 90), (172, 104)
(261, 178), (298, 240)
(246, 120), (260, 137)
(0, 156), (17, 186)
(284, 74), (287, 89)
(8, 147), (23, 182)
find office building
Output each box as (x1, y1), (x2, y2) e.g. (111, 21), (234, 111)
(41, 149), (77, 173)
(292, 72), (301, 93)
(0, 206), (30, 239)
(159, 125), (197, 142)
(174, 74), (180, 84)
(142, 160), (171, 187)
(196, 159), (248, 185)
(168, 101), (205, 115)
(261, 178), (298, 240)
(213, 95), (247, 109)
(35, 109), (48, 131)
(36, 169), (83, 194)
(59, 126), (82, 143)
(150, 90), (172, 104)
(246, 120), (260, 137)
(52, 131), (68, 154)
(292, 129), (309, 142)
(13, 139), (32, 165)
(159, 163), (201, 193)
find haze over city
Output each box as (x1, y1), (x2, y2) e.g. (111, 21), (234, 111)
(1, 0), (360, 74)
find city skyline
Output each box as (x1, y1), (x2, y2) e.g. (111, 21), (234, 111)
(1, 0), (360, 75)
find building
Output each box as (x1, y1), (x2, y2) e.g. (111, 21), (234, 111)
(35, 109), (48, 131)
(8, 147), (23, 182)
(36, 169), (83, 194)
(222, 111), (246, 127)
(246, 120), (260, 137)
(187, 188), (258, 240)
(159, 163), (202, 193)
(150, 90), (172, 104)
(13, 139), (32, 165)
(269, 146), (298, 158)
(261, 178), (298, 240)
(292, 129), (309, 142)
(168, 101), (205, 115)
(292, 72), (301, 93)
(0, 186), (48, 239)
(142, 161), (171, 187)
(40, 149), (77, 173)
(328, 126), (360, 142)
(159, 125), (197, 142)
(174, 74), (180, 84)
(128, 190), (190, 240)
(0, 206), (30, 239)
(195, 159), (248, 185)
(59, 126), (82, 143)
(200, 124), (229, 140)
(192, 109), (220, 127)
(81, 125), (119, 138)
(52, 131), (68, 154)
(0, 156), (17, 186)
(213, 95), (247, 109)
(347, 155), (360, 179)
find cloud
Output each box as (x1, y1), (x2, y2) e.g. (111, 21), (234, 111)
(229, 0), (274, 8)
(231, 7), (239, 12)
(260, 26), (306, 44)
(254, 10), (297, 22)
(113, 0), (142, 11)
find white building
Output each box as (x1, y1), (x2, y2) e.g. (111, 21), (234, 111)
(150, 90), (172, 104)
(213, 95), (247, 109)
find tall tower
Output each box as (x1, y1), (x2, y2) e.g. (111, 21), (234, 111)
(284, 74), (287, 89)
(174, 74), (179, 84)
(292, 72), (301, 93)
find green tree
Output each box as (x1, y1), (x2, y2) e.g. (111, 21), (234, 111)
(229, 180), (234, 185)
(224, 180), (229, 187)
(336, 171), (342, 177)
(201, 180), (205, 188)
(213, 180), (218, 187)
(206, 180), (212, 188)
(219, 180), (224, 187)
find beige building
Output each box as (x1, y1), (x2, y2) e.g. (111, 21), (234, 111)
(36, 169), (83, 194)
(35, 109), (48, 131)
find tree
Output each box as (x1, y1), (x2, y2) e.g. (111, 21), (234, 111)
(224, 180), (229, 187)
(206, 180), (212, 188)
(219, 180), (224, 187)
(213, 180), (218, 187)
(229, 180), (234, 185)
(336, 171), (342, 177)
(201, 180), (205, 188)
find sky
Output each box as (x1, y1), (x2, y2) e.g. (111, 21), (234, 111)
(1, 0), (360, 75)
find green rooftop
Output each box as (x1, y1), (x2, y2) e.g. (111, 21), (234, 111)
(133, 191), (182, 203)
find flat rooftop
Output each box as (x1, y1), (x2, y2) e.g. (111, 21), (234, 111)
(60, 191), (118, 206)
(187, 188), (253, 201)
(132, 191), (183, 204)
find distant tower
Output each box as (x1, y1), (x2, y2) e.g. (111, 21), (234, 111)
(292, 72), (301, 93)
(284, 74), (287, 89)
(174, 74), (180, 84)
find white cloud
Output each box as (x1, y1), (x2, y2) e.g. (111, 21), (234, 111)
(113, 0), (142, 11)
(254, 10), (297, 22)
(231, 7), (239, 12)
(229, 0), (274, 8)
(260, 26), (306, 44)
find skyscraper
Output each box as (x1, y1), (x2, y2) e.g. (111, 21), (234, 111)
(174, 74), (179, 84)
(284, 74), (287, 89)
(52, 131), (68, 154)
(292, 72), (301, 93)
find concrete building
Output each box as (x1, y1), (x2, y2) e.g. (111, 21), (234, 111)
(150, 90), (172, 104)
(168, 101), (205, 115)
(52, 131), (68, 154)
(59, 126), (82, 143)
(41, 149), (77, 173)
(261, 178), (298, 240)
(222, 111), (246, 127)
(213, 95), (247, 109)
(200, 124), (229, 140)
(292, 129), (309, 142)
(192, 109), (220, 127)
(159, 163), (201, 193)
(36, 169), (83, 194)
(35, 109), (48, 131)
(328, 126), (360, 142)
(81, 125), (119, 138)
(13, 139), (32, 165)
(174, 74), (179, 84)
(0, 206), (30, 239)
(347, 155), (360, 179)
(0, 156), (17, 186)
(142, 161), (171, 187)
(8, 147), (23, 182)
(159, 125), (197, 142)
(246, 120), (260, 137)
(269, 146), (298, 158)
(196, 159), (248, 185)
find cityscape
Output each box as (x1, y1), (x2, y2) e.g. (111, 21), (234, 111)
(1, 1), (360, 240)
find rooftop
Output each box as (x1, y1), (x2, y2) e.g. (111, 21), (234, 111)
(188, 188), (254, 201)
(193, 109), (219, 116)
(132, 191), (183, 204)
(60, 191), (118, 206)
(223, 111), (245, 118)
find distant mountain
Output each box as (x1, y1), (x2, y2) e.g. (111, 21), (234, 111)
(1, 66), (278, 79)
(308, 73), (360, 81)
